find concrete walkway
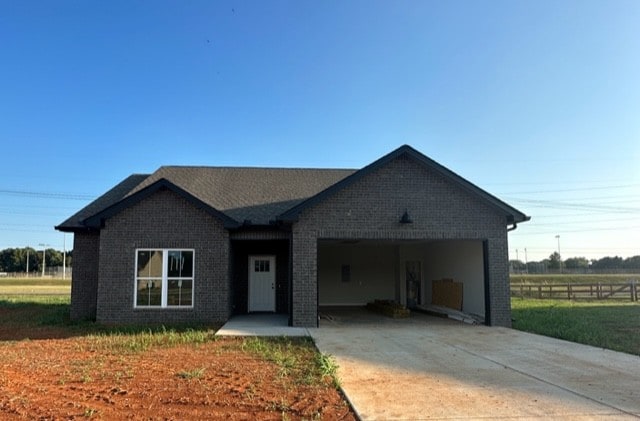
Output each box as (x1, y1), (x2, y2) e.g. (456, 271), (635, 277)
(217, 314), (309, 337)
(309, 308), (640, 420)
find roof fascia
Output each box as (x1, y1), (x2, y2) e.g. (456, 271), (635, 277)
(83, 178), (239, 229)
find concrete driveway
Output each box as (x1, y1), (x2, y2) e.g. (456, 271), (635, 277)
(308, 308), (640, 420)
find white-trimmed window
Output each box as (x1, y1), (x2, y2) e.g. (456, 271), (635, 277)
(135, 249), (194, 308)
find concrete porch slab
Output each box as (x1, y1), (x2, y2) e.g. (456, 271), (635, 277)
(216, 314), (310, 337)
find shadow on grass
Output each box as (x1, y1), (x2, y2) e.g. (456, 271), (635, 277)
(0, 298), (217, 341)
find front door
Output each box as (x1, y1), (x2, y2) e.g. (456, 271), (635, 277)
(248, 255), (276, 312)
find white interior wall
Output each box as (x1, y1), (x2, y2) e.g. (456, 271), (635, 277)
(318, 243), (396, 305)
(422, 241), (485, 316)
(318, 240), (485, 317)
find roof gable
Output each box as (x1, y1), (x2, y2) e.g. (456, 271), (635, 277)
(126, 166), (355, 225)
(278, 145), (530, 224)
(82, 179), (240, 229)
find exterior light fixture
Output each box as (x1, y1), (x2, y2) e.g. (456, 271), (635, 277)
(400, 210), (413, 224)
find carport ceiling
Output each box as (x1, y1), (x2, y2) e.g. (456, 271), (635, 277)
(319, 239), (437, 246)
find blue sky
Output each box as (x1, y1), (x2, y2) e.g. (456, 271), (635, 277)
(1, 1), (639, 262)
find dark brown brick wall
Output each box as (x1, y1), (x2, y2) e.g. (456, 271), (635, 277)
(95, 188), (230, 325)
(291, 154), (512, 327)
(70, 231), (100, 321)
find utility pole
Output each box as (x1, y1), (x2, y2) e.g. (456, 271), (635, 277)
(555, 235), (562, 274)
(26, 248), (29, 276)
(62, 234), (66, 280)
(524, 248), (528, 274)
(38, 243), (50, 277)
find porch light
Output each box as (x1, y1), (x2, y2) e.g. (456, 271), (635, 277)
(400, 210), (413, 224)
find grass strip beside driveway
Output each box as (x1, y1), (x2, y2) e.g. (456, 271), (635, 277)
(511, 298), (640, 356)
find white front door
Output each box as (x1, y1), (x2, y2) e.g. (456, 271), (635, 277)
(248, 255), (276, 312)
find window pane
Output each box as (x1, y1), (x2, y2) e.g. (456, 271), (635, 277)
(167, 279), (192, 306)
(182, 251), (193, 277)
(136, 279), (162, 306)
(168, 250), (193, 278)
(137, 250), (163, 278)
(254, 259), (270, 272)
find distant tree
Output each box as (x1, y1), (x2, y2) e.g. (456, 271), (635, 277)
(548, 252), (561, 270)
(0, 247), (48, 273)
(46, 249), (63, 268)
(591, 256), (624, 270)
(0, 248), (22, 272)
(564, 257), (589, 270)
(0, 247), (75, 272)
(525, 261), (546, 274)
(623, 255), (640, 270)
(509, 259), (526, 272)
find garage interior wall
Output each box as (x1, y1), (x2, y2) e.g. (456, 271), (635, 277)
(318, 240), (485, 318)
(318, 242), (396, 305)
(421, 240), (485, 317)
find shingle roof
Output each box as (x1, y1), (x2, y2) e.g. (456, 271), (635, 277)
(133, 166), (356, 224)
(56, 145), (529, 232)
(56, 167), (355, 230)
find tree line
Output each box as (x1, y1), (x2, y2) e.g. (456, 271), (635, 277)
(0, 247), (72, 274)
(510, 253), (640, 274)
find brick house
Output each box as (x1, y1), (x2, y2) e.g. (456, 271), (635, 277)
(56, 145), (529, 327)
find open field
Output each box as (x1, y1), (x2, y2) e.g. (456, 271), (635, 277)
(510, 274), (640, 301)
(511, 298), (640, 356)
(510, 273), (640, 285)
(0, 277), (70, 295)
(0, 296), (354, 420)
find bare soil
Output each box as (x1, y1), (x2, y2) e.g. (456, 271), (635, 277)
(0, 330), (355, 420)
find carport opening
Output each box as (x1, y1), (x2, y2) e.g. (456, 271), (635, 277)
(317, 239), (487, 324)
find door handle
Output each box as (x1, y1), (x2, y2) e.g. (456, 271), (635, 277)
(272, 283), (275, 289)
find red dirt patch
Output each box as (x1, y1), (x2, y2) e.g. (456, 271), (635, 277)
(0, 336), (355, 420)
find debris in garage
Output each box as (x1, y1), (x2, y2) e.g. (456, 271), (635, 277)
(416, 304), (482, 325)
(366, 300), (410, 318)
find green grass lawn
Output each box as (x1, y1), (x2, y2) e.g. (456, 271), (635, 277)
(511, 298), (640, 356)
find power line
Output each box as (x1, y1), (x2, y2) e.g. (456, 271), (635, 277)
(0, 189), (94, 200)
(500, 183), (640, 195)
(525, 216), (640, 227)
(505, 198), (640, 213)
(510, 225), (640, 235)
